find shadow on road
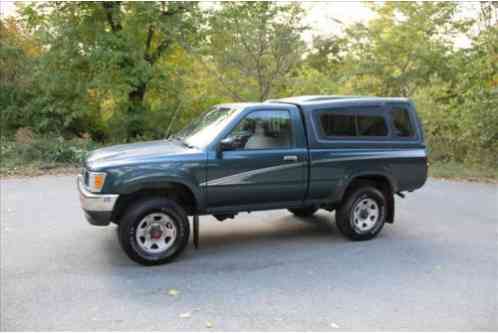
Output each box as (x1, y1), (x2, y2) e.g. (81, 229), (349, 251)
(99, 212), (345, 267)
(198, 214), (338, 249)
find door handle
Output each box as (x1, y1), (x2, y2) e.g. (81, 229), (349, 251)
(283, 155), (298, 162)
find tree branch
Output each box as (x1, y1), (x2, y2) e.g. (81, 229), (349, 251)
(144, 25), (155, 62)
(102, 2), (122, 32)
(145, 3), (191, 65)
(165, 99), (184, 138)
(160, 2), (189, 17)
(148, 38), (171, 65)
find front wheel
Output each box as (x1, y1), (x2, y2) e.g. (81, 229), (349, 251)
(118, 197), (190, 265)
(336, 185), (386, 241)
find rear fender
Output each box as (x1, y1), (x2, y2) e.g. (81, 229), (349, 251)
(341, 171), (397, 223)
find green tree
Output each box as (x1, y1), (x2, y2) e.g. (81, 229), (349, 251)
(205, 2), (307, 101)
(306, 35), (346, 74)
(283, 35), (347, 97)
(450, 3), (498, 165)
(0, 17), (41, 134)
(342, 2), (464, 96)
(19, 2), (202, 139)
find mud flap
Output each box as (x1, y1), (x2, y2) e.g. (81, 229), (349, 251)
(193, 215), (199, 249)
(386, 193), (395, 223)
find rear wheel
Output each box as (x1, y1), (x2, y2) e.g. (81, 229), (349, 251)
(288, 206), (319, 217)
(336, 185), (386, 241)
(118, 197), (190, 266)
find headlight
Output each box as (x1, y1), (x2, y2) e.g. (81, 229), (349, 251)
(87, 171), (107, 193)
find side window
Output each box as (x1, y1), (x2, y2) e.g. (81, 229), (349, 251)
(317, 109), (388, 138)
(357, 115), (388, 136)
(391, 107), (414, 137)
(225, 110), (292, 150)
(320, 114), (355, 136)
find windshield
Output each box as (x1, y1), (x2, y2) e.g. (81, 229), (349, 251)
(175, 106), (240, 149)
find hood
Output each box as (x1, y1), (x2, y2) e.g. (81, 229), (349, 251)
(85, 139), (197, 170)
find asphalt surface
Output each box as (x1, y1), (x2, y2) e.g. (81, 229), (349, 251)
(1, 175), (497, 331)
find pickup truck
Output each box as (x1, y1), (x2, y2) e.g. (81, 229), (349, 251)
(78, 95), (428, 265)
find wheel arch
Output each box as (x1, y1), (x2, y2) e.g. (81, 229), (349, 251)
(341, 173), (396, 223)
(111, 181), (200, 224)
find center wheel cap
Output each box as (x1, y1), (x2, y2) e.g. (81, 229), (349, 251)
(150, 226), (163, 240)
(351, 197), (380, 233)
(136, 212), (178, 254)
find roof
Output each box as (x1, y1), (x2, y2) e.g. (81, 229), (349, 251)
(216, 102), (256, 109)
(266, 95), (410, 106)
(216, 95), (411, 112)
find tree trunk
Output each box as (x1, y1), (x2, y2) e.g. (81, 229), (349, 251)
(128, 83), (146, 106)
(126, 82), (148, 139)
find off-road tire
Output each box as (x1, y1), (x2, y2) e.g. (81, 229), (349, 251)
(118, 197), (190, 266)
(336, 185), (386, 241)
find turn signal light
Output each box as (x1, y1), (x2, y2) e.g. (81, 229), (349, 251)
(88, 172), (107, 193)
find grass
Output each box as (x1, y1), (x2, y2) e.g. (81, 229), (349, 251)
(429, 160), (498, 183)
(0, 136), (99, 177)
(0, 161), (81, 178)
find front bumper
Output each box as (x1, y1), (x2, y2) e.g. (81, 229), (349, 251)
(77, 175), (119, 226)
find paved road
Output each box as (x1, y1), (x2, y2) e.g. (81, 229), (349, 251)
(1, 175), (497, 331)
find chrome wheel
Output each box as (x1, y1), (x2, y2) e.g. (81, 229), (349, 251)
(135, 212), (177, 254)
(351, 197), (379, 233)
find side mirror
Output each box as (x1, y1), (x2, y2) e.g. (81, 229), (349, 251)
(220, 137), (236, 151)
(217, 137), (239, 158)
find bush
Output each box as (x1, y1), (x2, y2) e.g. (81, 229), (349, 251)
(1, 135), (100, 173)
(413, 82), (498, 170)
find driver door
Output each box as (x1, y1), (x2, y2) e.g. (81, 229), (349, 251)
(206, 109), (307, 210)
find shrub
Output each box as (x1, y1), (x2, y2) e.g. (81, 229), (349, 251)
(1, 134), (100, 171)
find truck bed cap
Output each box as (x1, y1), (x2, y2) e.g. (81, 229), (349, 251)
(266, 95), (410, 106)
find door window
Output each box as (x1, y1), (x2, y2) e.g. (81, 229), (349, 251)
(224, 110), (292, 150)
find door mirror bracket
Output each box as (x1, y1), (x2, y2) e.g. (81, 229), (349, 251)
(216, 144), (223, 159)
(217, 137), (235, 158)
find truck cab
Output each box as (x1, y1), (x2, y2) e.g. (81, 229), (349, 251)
(78, 95), (428, 265)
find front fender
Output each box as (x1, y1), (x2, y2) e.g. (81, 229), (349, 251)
(105, 162), (206, 210)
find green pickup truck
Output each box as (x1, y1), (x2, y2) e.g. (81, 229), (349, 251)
(78, 95), (428, 265)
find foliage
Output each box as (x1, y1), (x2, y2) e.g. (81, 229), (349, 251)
(10, 2), (203, 140)
(205, 2), (307, 101)
(0, 134), (99, 176)
(411, 11), (498, 166)
(0, 1), (497, 174)
(0, 17), (41, 134)
(429, 160), (498, 182)
(290, 2), (497, 168)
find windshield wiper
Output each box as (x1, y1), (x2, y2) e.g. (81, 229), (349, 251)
(171, 135), (194, 149)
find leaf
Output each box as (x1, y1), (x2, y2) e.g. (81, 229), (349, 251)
(179, 312), (191, 319)
(168, 288), (179, 297)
